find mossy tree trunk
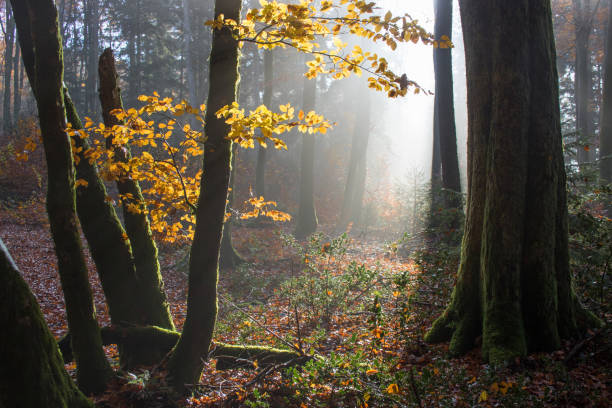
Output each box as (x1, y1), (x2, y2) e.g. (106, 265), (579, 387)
(11, 0), (112, 393)
(600, 0), (612, 187)
(98, 48), (175, 331)
(0, 239), (93, 408)
(338, 83), (371, 230)
(166, 0), (241, 392)
(255, 49), (273, 198)
(294, 68), (318, 239)
(64, 90), (174, 368)
(425, 0), (601, 363)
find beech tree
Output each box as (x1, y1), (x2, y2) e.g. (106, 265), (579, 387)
(10, 0), (113, 392)
(0, 239), (92, 408)
(600, 0), (612, 186)
(425, 0), (600, 362)
(431, 0), (462, 215)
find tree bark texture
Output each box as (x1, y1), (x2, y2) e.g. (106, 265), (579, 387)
(600, 0), (612, 185)
(425, 0), (600, 363)
(0, 239), (93, 408)
(166, 0), (241, 392)
(98, 48), (175, 331)
(11, 0), (113, 393)
(64, 89), (175, 368)
(256, 49), (274, 198)
(294, 69), (318, 238)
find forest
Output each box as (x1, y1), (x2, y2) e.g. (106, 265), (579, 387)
(0, 0), (610, 407)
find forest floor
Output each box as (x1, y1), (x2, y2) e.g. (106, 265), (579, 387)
(1, 200), (610, 408)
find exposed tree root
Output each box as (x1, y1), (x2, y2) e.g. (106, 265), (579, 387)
(58, 325), (306, 370)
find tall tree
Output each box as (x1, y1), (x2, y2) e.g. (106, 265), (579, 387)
(0, 239), (93, 408)
(338, 80), (371, 229)
(574, 0), (598, 169)
(600, 0), (612, 186)
(166, 0), (242, 391)
(3, 2), (15, 132)
(294, 65), (318, 238)
(425, 0), (600, 363)
(431, 0), (462, 220)
(11, 0), (113, 392)
(98, 48), (175, 331)
(255, 49), (274, 198)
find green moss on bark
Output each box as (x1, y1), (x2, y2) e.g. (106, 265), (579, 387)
(425, 0), (601, 364)
(166, 0), (242, 393)
(98, 48), (175, 331)
(1, 239), (93, 408)
(12, 0), (112, 392)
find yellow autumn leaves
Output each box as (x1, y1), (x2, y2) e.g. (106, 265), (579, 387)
(208, 0), (439, 98)
(63, 94), (326, 243)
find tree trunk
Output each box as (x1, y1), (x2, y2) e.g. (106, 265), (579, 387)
(182, 0), (197, 108)
(600, 0), (612, 186)
(434, 0), (462, 198)
(219, 144), (245, 269)
(294, 69), (318, 239)
(256, 49), (273, 198)
(84, 0), (99, 118)
(425, 0), (600, 363)
(3, 4), (15, 132)
(338, 83), (371, 230)
(574, 0), (596, 170)
(11, 0), (113, 392)
(0, 239), (93, 408)
(64, 89), (175, 368)
(98, 48), (175, 332)
(13, 45), (21, 124)
(430, 0), (462, 236)
(166, 0), (241, 392)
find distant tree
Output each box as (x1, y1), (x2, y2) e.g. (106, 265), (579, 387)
(338, 77), (371, 230)
(574, 0), (599, 170)
(425, 0), (600, 363)
(256, 49), (274, 198)
(600, 0), (612, 186)
(430, 0), (462, 219)
(295, 61), (319, 238)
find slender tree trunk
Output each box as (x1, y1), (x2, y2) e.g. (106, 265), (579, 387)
(166, 0), (241, 392)
(339, 84), (371, 229)
(13, 45), (21, 124)
(600, 0), (612, 186)
(3, 4), (15, 132)
(575, 0), (596, 169)
(11, 0), (113, 392)
(256, 49), (273, 198)
(294, 69), (318, 238)
(182, 0), (197, 107)
(84, 0), (99, 117)
(219, 144), (245, 269)
(98, 48), (175, 331)
(0, 239), (93, 408)
(425, 0), (600, 363)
